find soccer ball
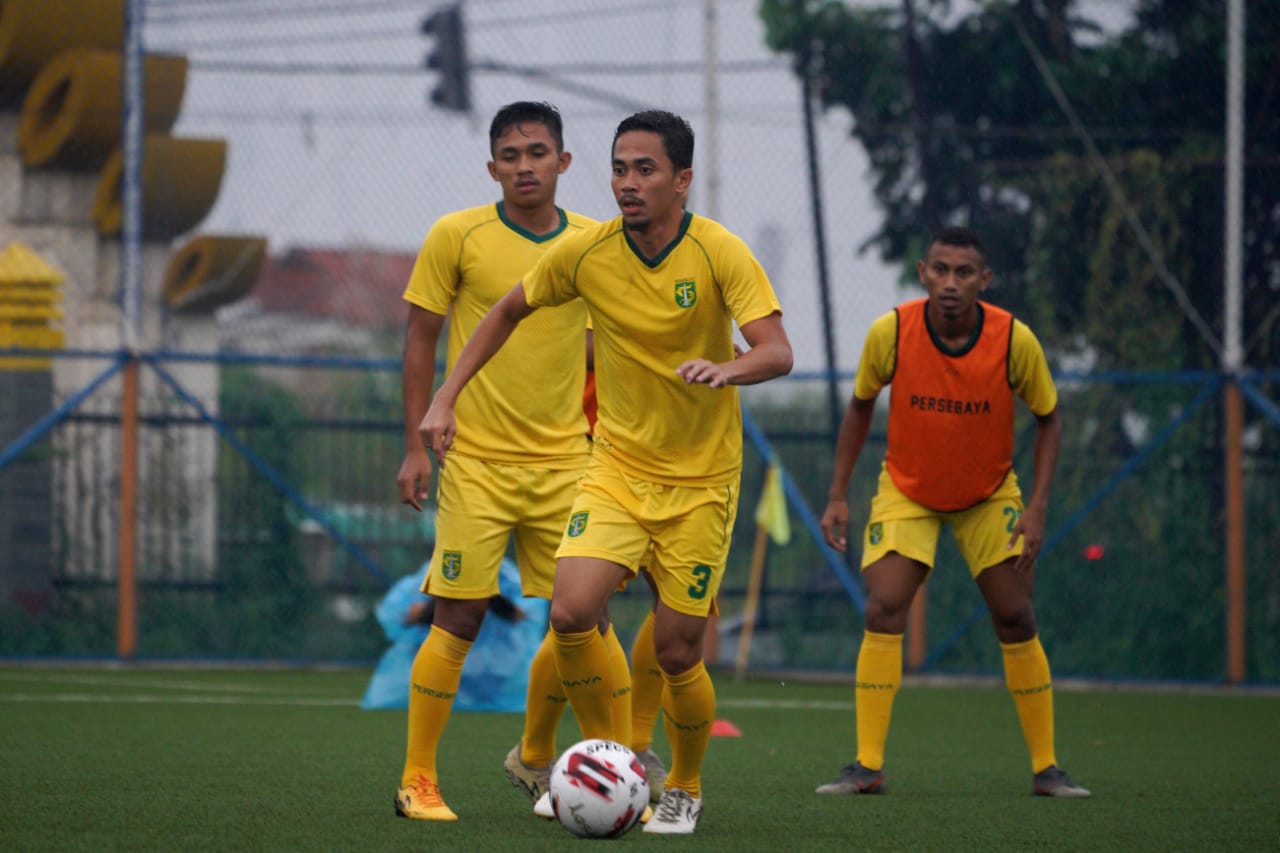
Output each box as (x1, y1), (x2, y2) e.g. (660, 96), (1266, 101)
(549, 738), (649, 838)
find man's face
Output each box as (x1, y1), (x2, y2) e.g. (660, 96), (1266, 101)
(487, 121), (569, 210)
(610, 130), (690, 232)
(916, 242), (992, 321)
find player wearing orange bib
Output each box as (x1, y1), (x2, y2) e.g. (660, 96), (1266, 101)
(817, 226), (1090, 799)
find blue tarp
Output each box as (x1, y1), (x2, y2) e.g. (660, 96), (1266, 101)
(360, 557), (548, 712)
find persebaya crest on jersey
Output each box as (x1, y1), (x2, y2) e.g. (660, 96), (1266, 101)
(675, 279), (697, 308)
(567, 511), (589, 538)
(442, 551), (462, 579)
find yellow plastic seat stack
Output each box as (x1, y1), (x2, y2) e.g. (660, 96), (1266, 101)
(0, 242), (65, 371)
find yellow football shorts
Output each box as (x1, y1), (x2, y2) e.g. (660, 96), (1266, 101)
(556, 451), (739, 617)
(422, 451), (587, 600)
(861, 463), (1025, 578)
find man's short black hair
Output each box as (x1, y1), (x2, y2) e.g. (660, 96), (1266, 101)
(928, 226), (987, 265)
(613, 110), (694, 171)
(489, 101), (564, 153)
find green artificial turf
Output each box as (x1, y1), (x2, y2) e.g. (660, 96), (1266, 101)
(2, 666), (1277, 851)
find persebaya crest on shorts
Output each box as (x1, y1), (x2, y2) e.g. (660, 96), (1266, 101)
(868, 522), (884, 546)
(567, 511), (589, 538)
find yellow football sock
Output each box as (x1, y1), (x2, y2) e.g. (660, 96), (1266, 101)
(552, 627), (615, 740)
(1002, 635), (1057, 773)
(628, 610), (663, 752)
(401, 626), (472, 787)
(854, 630), (902, 771)
(603, 625), (633, 748)
(660, 660), (714, 799)
(520, 631), (567, 768)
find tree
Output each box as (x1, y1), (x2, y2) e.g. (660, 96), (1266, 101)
(759, 0), (1280, 681)
(759, 0), (1280, 372)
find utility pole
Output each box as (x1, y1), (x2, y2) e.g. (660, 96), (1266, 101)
(798, 46), (841, 445)
(1223, 0), (1246, 685)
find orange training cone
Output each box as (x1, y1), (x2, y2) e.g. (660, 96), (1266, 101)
(710, 719), (742, 737)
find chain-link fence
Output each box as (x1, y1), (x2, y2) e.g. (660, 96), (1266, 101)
(2, 353), (1276, 682)
(1, 1), (1277, 682)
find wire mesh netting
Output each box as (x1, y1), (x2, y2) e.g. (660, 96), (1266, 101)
(2, 357), (1276, 682)
(1, 1), (1277, 683)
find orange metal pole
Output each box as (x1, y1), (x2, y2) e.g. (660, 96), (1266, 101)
(117, 356), (138, 658)
(907, 584), (927, 671)
(732, 524), (770, 681)
(1225, 381), (1246, 684)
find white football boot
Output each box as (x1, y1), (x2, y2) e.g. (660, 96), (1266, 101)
(642, 788), (702, 835)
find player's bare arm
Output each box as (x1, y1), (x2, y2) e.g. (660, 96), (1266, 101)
(822, 395), (877, 551)
(1008, 406), (1062, 571)
(397, 305), (446, 511)
(675, 312), (792, 388)
(419, 282), (537, 466)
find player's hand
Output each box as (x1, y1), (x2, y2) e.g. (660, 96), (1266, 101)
(676, 358), (732, 388)
(1007, 503), (1046, 573)
(396, 449), (433, 512)
(419, 400), (457, 469)
(821, 498), (849, 552)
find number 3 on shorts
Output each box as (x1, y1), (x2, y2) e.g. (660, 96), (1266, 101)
(687, 564), (712, 600)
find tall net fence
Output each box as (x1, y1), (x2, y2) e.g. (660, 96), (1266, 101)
(1, 1), (1277, 683)
(3, 359), (1276, 682)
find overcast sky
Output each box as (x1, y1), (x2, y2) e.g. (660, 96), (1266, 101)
(143, 0), (1134, 375)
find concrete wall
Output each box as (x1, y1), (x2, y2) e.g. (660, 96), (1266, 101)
(1, 111), (222, 585)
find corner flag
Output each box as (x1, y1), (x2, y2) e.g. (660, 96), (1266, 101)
(753, 458), (791, 546)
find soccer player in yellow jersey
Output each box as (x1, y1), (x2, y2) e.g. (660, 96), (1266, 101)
(816, 226), (1090, 799)
(421, 110), (793, 835)
(393, 101), (638, 823)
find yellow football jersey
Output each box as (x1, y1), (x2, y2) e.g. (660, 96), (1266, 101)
(523, 212), (782, 486)
(403, 202), (597, 466)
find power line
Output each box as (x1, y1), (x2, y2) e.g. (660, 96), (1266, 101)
(177, 106), (803, 128)
(189, 60), (421, 75)
(181, 58), (1214, 143)
(188, 58), (784, 75)
(147, 0), (419, 25)
(162, 13), (783, 62)
(467, 1), (680, 30)
(152, 25), (417, 51)
(149, 0), (680, 29)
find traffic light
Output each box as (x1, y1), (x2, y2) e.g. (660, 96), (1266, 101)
(422, 4), (471, 113)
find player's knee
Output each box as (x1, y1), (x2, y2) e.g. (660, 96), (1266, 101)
(653, 640), (700, 675)
(990, 604), (1036, 643)
(432, 597), (488, 641)
(549, 600), (597, 634)
(863, 596), (910, 634)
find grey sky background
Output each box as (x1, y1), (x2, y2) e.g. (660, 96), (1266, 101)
(144, 0), (1132, 375)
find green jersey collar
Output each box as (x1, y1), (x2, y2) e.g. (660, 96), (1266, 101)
(924, 300), (985, 356)
(496, 201), (568, 243)
(623, 210), (692, 268)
